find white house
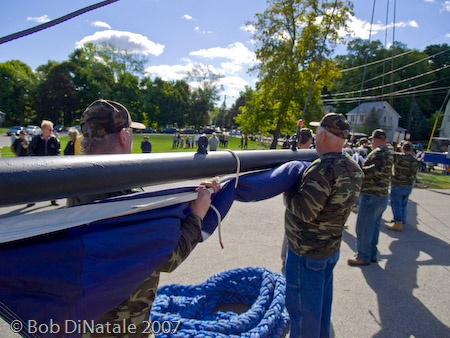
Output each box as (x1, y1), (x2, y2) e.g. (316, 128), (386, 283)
(346, 101), (403, 142)
(439, 98), (450, 139)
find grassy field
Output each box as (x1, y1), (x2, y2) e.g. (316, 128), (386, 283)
(0, 131), (269, 157)
(416, 171), (450, 189)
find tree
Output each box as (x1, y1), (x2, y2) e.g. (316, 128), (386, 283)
(69, 46), (115, 112)
(35, 61), (77, 125)
(235, 86), (274, 135)
(0, 60), (36, 124)
(185, 65), (222, 129)
(249, 0), (353, 148)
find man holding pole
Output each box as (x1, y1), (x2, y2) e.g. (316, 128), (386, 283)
(283, 113), (363, 337)
(67, 99), (220, 338)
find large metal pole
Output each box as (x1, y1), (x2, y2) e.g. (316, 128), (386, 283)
(0, 149), (317, 206)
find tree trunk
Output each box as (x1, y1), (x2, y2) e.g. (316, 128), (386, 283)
(270, 118), (282, 149)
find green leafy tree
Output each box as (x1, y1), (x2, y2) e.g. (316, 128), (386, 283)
(35, 61), (77, 126)
(0, 60), (37, 125)
(249, 0), (353, 148)
(69, 46), (115, 112)
(235, 86), (273, 135)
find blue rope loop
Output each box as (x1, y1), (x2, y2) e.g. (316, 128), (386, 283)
(151, 267), (289, 338)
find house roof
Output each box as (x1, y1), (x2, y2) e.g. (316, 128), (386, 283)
(347, 101), (401, 119)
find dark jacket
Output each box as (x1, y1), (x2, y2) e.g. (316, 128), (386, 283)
(29, 135), (60, 156)
(64, 141), (76, 156)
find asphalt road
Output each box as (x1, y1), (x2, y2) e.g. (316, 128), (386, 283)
(0, 182), (449, 337)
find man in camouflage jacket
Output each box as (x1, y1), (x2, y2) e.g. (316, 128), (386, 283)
(388, 141), (419, 232)
(348, 129), (393, 266)
(68, 99), (220, 338)
(284, 113), (363, 337)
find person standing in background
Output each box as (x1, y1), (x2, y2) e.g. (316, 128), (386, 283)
(388, 141), (419, 232)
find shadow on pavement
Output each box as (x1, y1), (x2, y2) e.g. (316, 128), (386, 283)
(343, 200), (450, 337)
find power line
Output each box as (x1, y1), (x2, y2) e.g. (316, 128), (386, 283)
(361, 48), (450, 86)
(338, 49), (415, 73)
(325, 64), (449, 98)
(0, 0), (119, 45)
(322, 85), (450, 104)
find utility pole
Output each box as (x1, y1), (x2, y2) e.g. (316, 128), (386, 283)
(407, 88), (415, 138)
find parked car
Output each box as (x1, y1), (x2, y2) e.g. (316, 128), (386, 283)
(26, 125), (41, 136)
(54, 125), (64, 132)
(134, 127), (154, 134)
(6, 126), (24, 136)
(162, 127), (177, 134)
(201, 128), (214, 134)
(182, 128), (196, 134)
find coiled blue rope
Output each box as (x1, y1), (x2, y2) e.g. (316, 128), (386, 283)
(151, 267), (290, 338)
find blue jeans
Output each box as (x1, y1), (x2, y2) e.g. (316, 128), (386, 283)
(285, 248), (340, 338)
(355, 194), (388, 263)
(390, 185), (413, 223)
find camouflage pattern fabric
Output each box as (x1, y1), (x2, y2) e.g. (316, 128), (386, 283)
(284, 152), (363, 258)
(360, 146), (394, 197)
(320, 113), (350, 139)
(68, 191), (203, 338)
(80, 212), (203, 338)
(392, 152), (419, 187)
(81, 100), (139, 138)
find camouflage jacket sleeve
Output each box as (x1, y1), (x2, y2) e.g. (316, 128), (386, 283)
(157, 213), (203, 273)
(284, 160), (332, 224)
(362, 148), (387, 176)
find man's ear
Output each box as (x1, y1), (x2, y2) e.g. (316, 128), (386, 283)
(118, 128), (127, 147)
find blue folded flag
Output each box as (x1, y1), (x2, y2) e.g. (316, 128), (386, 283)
(0, 161), (308, 338)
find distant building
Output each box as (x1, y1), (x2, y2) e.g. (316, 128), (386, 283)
(0, 111), (5, 126)
(439, 99), (450, 139)
(346, 101), (405, 142)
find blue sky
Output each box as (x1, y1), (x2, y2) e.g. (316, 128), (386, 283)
(1, 0), (449, 107)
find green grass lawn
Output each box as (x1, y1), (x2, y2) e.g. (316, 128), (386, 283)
(1, 132), (269, 157)
(416, 171), (450, 189)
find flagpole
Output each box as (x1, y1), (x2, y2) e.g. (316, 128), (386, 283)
(0, 149), (317, 206)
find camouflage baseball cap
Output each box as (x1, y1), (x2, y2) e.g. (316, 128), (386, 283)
(402, 140), (412, 151)
(81, 99), (145, 138)
(319, 113), (350, 139)
(370, 129), (387, 140)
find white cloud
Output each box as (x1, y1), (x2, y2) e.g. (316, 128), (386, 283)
(27, 15), (50, 23)
(190, 42), (256, 65)
(194, 26), (212, 35)
(91, 21), (111, 29)
(76, 30), (164, 56)
(221, 62), (242, 74)
(145, 63), (195, 81)
(182, 14), (193, 20)
(441, 1), (450, 12)
(343, 15), (419, 39)
(424, 0), (435, 3)
(241, 24), (256, 33)
(219, 76), (250, 99)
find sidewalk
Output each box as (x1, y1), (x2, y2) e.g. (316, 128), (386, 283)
(1, 188), (449, 337)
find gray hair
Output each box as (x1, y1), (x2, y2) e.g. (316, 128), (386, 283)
(81, 132), (120, 154)
(316, 126), (345, 146)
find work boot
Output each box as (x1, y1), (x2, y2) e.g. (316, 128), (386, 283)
(347, 257), (370, 266)
(388, 221), (403, 232)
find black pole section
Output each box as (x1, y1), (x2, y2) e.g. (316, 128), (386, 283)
(0, 149), (317, 206)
